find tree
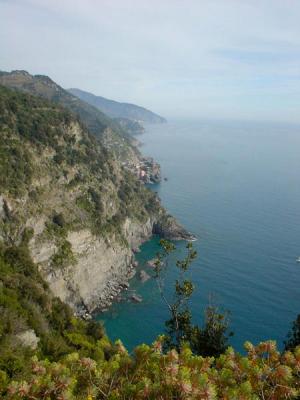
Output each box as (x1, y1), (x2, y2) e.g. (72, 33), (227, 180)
(190, 304), (233, 357)
(154, 239), (233, 356)
(285, 314), (300, 351)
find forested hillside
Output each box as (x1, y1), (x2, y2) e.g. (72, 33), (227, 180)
(0, 70), (140, 162)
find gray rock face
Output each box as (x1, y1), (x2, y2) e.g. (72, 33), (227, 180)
(2, 195), (193, 317)
(31, 228), (131, 313)
(29, 217), (155, 313)
(29, 212), (193, 313)
(153, 214), (196, 241)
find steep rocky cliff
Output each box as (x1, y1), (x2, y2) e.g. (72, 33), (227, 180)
(0, 85), (192, 315)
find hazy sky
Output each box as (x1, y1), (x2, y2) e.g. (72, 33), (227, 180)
(1, 0), (300, 121)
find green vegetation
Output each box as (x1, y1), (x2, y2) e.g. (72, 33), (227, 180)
(0, 70), (140, 162)
(0, 85), (160, 248)
(51, 239), (76, 269)
(0, 242), (299, 399)
(2, 336), (300, 399)
(0, 85), (73, 146)
(0, 85), (77, 196)
(0, 240), (113, 382)
(45, 217), (77, 269)
(154, 240), (233, 358)
(0, 136), (33, 196)
(285, 314), (300, 351)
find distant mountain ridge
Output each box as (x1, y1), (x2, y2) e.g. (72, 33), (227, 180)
(68, 88), (166, 124)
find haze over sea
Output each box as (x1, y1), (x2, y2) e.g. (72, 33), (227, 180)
(99, 120), (300, 352)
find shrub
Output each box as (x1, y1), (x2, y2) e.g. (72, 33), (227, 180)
(2, 340), (300, 399)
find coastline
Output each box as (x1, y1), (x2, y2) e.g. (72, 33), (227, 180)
(84, 128), (195, 319)
(79, 212), (195, 320)
(100, 119), (300, 352)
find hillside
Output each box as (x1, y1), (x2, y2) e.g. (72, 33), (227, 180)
(0, 70), (139, 163)
(0, 239), (114, 382)
(0, 85), (191, 314)
(0, 70), (121, 137)
(68, 87), (167, 124)
(1, 237), (299, 399)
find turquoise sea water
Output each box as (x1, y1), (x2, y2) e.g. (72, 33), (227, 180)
(98, 120), (300, 352)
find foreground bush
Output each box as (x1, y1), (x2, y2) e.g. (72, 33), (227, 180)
(2, 337), (299, 399)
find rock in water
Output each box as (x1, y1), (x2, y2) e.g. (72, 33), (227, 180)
(131, 294), (143, 303)
(147, 258), (157, 268)
(153, 214), (196, 241)
(139, 270), (151, 282)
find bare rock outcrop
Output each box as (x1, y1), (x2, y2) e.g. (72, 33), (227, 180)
(28, 213), (194, 313)
(153, 214), (195, 241)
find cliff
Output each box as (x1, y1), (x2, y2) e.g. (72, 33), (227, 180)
(0, 85), (193, 315)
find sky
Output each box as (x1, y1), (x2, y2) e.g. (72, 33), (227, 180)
(1, 0), (300, 122)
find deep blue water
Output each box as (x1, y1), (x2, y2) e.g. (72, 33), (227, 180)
(98, 119), (300, 353)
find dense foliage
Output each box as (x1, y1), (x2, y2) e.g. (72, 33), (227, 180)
(0, 237), (299, 398)
(154, 241), (233, 358)
(0, 71), (139, 161)
(285, 315), (300, 352)
(0, 85), (106, 196)
(1, 337), (300, 399)
(0, 71), (122, 138)
(0, 239), (115, 382)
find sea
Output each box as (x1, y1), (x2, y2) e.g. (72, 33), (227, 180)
(97, 119), (300, 353)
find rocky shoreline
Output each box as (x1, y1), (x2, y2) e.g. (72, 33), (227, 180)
(75, 259), (140, 320)
(1, 155), (194, 323)
(0, 71), (195, 327)
(76, 216), (196, 320)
